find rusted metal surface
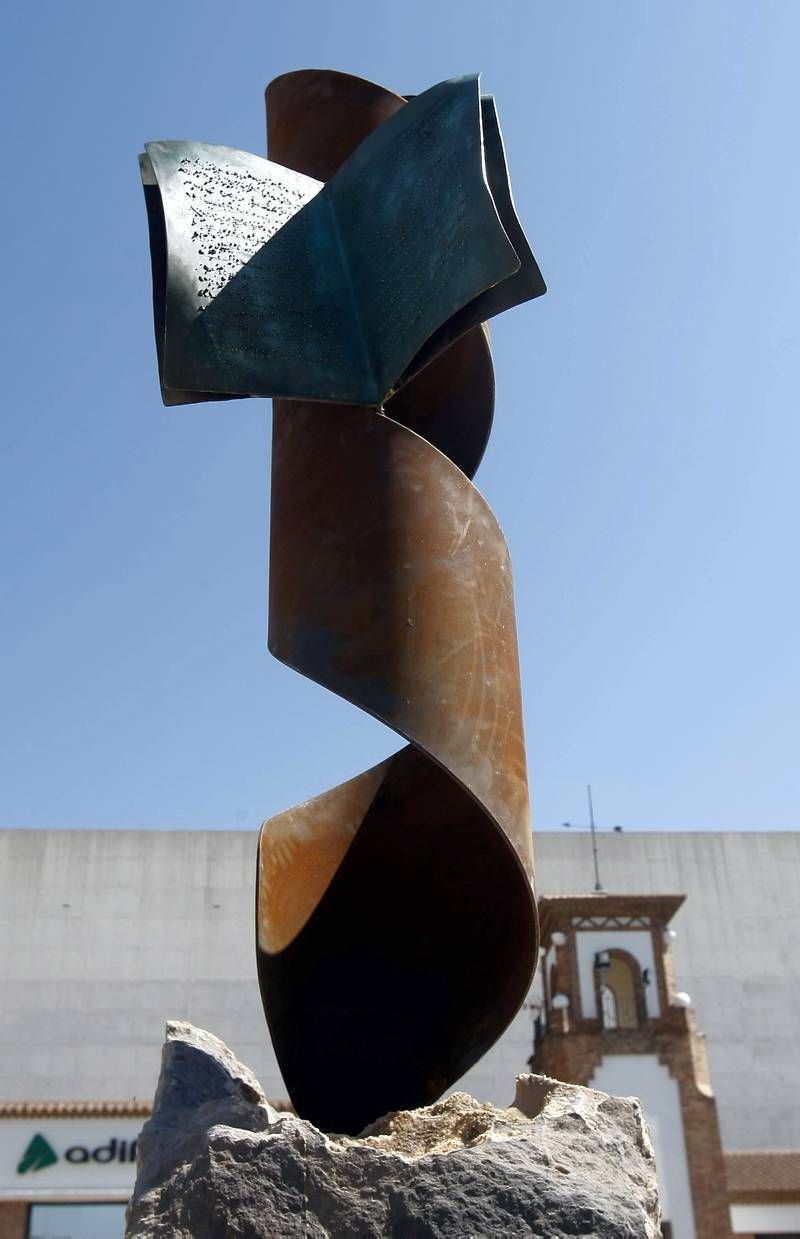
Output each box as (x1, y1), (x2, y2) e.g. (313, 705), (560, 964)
(266, 69), (407, 183)
(258, 70), (541, 1133)
(139, 67), (543, 1135)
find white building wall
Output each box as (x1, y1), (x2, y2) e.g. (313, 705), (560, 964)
(0, 829), (286, 1104)
(730, 1202), (800, 1233)
(590, 1054), (695, 1239)
(2, 828), (800, 1155)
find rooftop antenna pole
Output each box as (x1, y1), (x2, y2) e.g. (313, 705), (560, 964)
(588, 783), (602, 892)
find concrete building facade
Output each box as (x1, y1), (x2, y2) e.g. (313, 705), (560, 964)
(1, 828), (799, 1236)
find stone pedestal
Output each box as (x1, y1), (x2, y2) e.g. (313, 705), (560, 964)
(126, 1022), (661, 1238)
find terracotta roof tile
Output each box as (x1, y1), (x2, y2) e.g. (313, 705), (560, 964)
(0, 1100), (151, 1118)
(726, 1151), (800, 1200)
(0, 1097), (293, 1119)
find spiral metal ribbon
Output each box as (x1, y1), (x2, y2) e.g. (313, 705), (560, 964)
(256, 71), (541, 1134)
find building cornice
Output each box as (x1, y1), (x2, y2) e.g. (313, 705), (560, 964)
(539, 893), (685, 939)
(0, 1100), (152, 1119)
(0, 1097), (294, 1118)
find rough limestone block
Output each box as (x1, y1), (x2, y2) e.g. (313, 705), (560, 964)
(126, 1022), (661, 1238)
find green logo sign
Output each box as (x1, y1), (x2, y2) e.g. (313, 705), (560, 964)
(17, 1134), (58, 1175)
(15, 1132), (139, 1175)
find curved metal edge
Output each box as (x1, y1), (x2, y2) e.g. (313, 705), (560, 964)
(256, 756), (392, 955)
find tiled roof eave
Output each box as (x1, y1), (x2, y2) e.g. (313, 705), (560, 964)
(725, 1150), (800, 1196)
(0, 1100), (152, 1119)
(0, 1098), (294, 1119)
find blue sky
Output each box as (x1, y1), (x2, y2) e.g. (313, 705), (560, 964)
(2, 1), (798, 833)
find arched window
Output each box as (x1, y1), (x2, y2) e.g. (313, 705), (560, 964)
(594, 949), (647, 1029)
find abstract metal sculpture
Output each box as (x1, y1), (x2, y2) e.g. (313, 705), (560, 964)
(140, 69), (545, 1134)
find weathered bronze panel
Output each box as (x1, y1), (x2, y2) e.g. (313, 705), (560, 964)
(140, 76), (544, 408)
